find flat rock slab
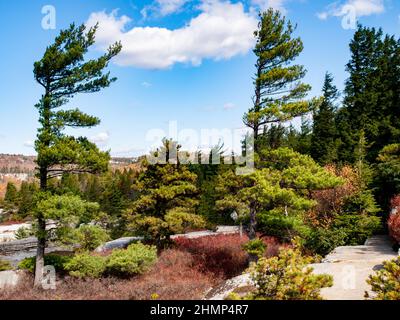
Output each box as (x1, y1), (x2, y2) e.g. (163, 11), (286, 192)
(0, 270), (22, 289)
(206, 274), (253, 300)
(311, 235), (398, 300)
(0, 237), (37, 255)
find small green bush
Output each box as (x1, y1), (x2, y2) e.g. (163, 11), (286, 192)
(242, 239), (266, 259)
(333, 214), (381, 245)
(237, 247), (333, 300)
(64, 243), (157, 279)
(0, 259), (12, 271)
(105, 243), (157, 277)
(304, 227), (347, 256)
(74, 225), (110, 251)
(366, 256), (400, 300)
(18, 254), (72, 273)
(64, 253), (106, 278)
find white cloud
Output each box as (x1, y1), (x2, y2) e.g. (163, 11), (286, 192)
(23, 140), (35, 148)
(223, 102), (235, 110)
(251, 0), (288, 13)
(86, 1), (258, 69)
(141, 81), (152, 88)
(141, 0), (189, 18)
(90, 132), (110, 146)
(316, 11), (328, 20)
(317, 0), (385, 20)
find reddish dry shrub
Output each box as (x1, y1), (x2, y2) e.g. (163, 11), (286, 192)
(0, 250), (214, 300)
(0, 234), (283, 300)
(308, 165), (360, 227)
(389, 195), (400, 244)
(388, 214), (400, 244)
(128, 249), (215, 300)
(390, 195), (400, 211)
(174, 234), (281, 279)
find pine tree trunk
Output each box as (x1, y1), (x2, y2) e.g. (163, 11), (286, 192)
(253, 64), (262, 155)
(34, 215), (46, 287)
(34, 158), (48, 287)
(248, 206), (258, 264)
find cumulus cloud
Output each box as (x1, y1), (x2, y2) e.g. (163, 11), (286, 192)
(86, 1), (258, 69)
(90, 132), (110, 146)
(23, 140), (35, 148)
(141, 0), (189, 18)
(317, 0), (385, 20)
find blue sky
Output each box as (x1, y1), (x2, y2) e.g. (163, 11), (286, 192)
(0, 0), (399, 156)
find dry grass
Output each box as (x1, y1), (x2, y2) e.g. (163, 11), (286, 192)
(0, 250), (215, 300)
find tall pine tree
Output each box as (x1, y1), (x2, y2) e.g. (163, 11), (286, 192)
(311, 72), (339, 165)
(33, 23), (121, 286)
(243, 9), (316, 153)
(337, 25), (400, 164)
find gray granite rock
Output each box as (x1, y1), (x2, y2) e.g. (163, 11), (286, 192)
(95, 237), (143, 252)
(0, 237), (37, 255)
(0, 270), (22, 289)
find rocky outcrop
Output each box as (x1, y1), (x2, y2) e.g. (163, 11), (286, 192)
(0, 237), (37, 255)
(0, 270), (23, 289)
(206, 235), (398, 300)
(205, 274), (253, 300)
(310, 235), (397, 300)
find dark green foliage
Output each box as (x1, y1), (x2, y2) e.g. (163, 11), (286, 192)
(336, 25), (400, 164)
(376, 144), (400, 208)
(17, 182), (39, 218)
(4, 182), (18, 204)
(333, 213), (381, 246)
(127, 139), (205, 247)
(258, 212), (311, 242)
(311, 73), (339, 165)
(19, 254), (72, 273)
(304, 227), (347, 256)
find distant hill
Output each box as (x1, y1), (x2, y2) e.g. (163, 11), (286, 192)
(0, 154), (140, 173)
(0, 154), (36, 174)
(0, 154), (142, 198)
